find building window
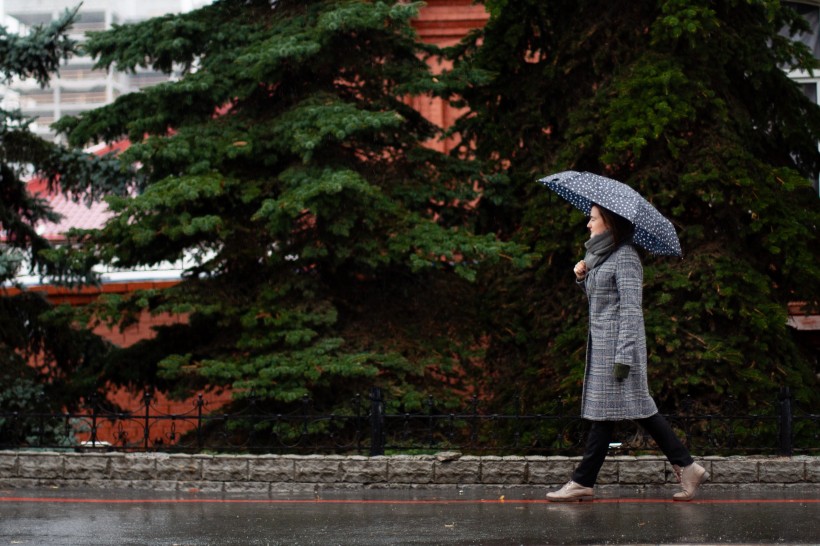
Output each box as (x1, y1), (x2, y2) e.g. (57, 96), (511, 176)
(783, 2), (820, 195)
(783, 1), (820, 58)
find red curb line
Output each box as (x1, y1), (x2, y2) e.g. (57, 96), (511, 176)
(1, 497), (818, 505)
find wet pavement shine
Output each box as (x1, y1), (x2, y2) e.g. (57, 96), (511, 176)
(0, 486), (818, 545)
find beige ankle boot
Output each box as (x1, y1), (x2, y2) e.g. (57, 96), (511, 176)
(673, 462), (709, 501)
(546, 480), (594, 502)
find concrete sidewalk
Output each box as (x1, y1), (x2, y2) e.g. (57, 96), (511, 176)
(0, 485), (818, 545)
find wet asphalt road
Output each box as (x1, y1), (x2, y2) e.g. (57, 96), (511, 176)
(0, 486), (818, 545)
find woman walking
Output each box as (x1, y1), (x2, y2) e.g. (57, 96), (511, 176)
(546, 203), (708, 502)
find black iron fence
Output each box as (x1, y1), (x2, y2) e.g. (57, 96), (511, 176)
(0, 387), (817, 456)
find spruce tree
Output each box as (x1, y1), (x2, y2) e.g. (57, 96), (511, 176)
(1, 8), (127, 412)
(444, 0), (820, 414)
(54, 0), (525, 412)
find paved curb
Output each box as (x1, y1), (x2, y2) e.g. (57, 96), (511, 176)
(0, 451), (817, 493)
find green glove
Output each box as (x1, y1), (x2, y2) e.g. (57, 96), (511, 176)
(614, 363), (631, 382)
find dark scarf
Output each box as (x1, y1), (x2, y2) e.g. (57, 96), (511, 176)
(584, 231), (616, 272)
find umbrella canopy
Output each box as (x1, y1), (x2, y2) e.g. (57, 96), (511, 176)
(538, 170), (682, 257)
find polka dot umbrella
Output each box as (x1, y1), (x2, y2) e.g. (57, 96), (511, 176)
(538, 171), (682, 257)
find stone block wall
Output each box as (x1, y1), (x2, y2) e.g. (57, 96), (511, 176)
(0, 451), (817, 493)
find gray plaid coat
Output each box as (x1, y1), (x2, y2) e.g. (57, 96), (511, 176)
(579, 243), (658, 420)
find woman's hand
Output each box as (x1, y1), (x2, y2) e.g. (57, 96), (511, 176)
(614, 363), (631, 382)
(574, 260), (588, 280)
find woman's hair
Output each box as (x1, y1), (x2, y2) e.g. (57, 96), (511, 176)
(594, 204), (634, 246)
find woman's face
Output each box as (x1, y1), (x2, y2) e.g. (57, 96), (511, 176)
(587, 206), (609, 237)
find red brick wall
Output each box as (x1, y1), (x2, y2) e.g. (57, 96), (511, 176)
(410, 0), (489, 153)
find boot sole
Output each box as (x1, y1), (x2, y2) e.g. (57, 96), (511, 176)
(546, 495), (594, 503)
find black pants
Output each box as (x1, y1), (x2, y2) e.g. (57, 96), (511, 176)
(571, 413), (694, 487)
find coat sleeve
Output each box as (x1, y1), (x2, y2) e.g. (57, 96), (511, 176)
(614, 247), (643, 366)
